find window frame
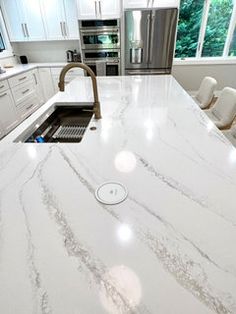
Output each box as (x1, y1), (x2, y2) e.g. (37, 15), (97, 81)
(174, 0), (236, 62)
(0, 6), (13, 59)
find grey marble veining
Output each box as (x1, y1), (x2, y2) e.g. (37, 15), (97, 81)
(0, 75), (236, 314)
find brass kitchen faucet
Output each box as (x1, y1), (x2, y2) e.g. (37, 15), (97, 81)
(58, 63), (102, 119)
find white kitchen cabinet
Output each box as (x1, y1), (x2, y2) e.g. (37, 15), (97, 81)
(123, 0), (179, 9)
(152, 0), (179, 8)
(32, 69), (45, 105)
(0, 0), (25, 41)
(51, 67), (84, 93)
(123, 0), (150, 9)
(63, 0), (79, 39)
(0, 123), (4, 139)
(40, 0), (79, 40)
(0, 90), (19, 135)
(77, 0), (120, 20)
(38, 68), (55, 101)
(1, 0), (46, 41)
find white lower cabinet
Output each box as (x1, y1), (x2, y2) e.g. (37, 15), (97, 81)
(0, 123), (5, 139)
(17, 95), (40, 121)
(38, 68), (55, 101)
(51, 67), (84, 93)
(0, 68), (45, 139)
(0, 90), (19, 136)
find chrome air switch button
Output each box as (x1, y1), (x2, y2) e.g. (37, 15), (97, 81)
(95, 182), (128, 205)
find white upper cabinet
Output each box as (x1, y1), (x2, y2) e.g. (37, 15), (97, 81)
(77, 0), (120, 20)
(123, 0), (179, 9)
(1, 0), (27, 41)
(40, 0), (79, 40)
(18, 0), (46, 40)
(152, 0), (179, 8)
(1, 0), (46, 41)
(100, 0), (121, 18)
(123, 0), (149, 9)
(40, 0), (65, 40)
(63, 0), (79, 39)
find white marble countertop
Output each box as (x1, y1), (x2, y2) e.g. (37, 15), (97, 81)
(0, 62), (67, 80)
(0, 75), (236, 314)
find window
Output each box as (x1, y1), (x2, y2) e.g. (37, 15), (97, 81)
(175, 0), (205, 58)
(0, 8), (12, 58)
(229, 25), (236, 55)
(0, 31), (6, 52)
(175, 0), (236, 59)
(202, 0), (233, 57)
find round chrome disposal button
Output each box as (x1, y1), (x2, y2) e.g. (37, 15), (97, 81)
(95, 182), (128, 205)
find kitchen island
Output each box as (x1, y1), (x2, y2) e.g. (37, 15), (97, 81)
(0, 75), (236, 314)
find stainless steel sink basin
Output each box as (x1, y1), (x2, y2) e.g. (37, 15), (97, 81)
(14, 102), (94, 143)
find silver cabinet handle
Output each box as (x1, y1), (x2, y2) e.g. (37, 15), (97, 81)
(25, 23), (29, 37)
(26, 104), (34, 110)
(95, 1), (98, 17)
(152, 0), (154, 7)
(60, 22), (64, 36)
(19, 76), (27, 81)
(0, 92), (7, 98)
(146, 14), (151, 63)
(147, 0), (150, 7)
(0, 85), (4, 89)
(63, 22), (67, 37)
(33, 73), (38, 85)
(22, 89), (30, 94)
(149, 12), (155, 63)
(98, 0), (102, 16)
(21, 23), (26, 37)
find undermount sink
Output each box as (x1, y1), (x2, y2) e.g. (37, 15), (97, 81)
(14, 102), (94, 143)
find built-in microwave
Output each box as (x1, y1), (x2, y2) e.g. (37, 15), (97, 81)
(80, 30), (120, 50)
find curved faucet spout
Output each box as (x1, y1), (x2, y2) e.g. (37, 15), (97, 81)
(58, 63), (102, 119)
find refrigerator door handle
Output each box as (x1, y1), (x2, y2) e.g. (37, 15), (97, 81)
(146, 14), (151, 64)
(149, 12), (155, 63)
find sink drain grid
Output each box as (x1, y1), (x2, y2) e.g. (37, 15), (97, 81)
(52, 125), (86, 139)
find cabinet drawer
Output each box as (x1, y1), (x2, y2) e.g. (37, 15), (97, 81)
(17, 95), (40, 121)
(0, 79), (9, 92)
(8, 71), (33, 88)
(11, 80), (36, 105)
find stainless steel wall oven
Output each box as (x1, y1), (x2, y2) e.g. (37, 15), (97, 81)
(79, 19), (121, 76)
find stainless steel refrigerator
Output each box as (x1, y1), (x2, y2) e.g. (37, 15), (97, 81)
(125, 8), (178, 75)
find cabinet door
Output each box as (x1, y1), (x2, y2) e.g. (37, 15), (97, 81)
(32, 69), (45, 105)
(152, 0), (180, 8)
(63, 0), (79, 39)
(19, 0), (46, 40)
(77, 0), (98, 20)
(100, 0), (120, 18)
(1, 0), (26, 41)
(0, 90), (19, 134)
(40, 0), (65, 39)
(0, 123), (5, 139)
(123, 0), (149, 9)
(38, 68), (55, 101)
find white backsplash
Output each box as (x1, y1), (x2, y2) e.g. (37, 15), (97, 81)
(11, 40), (81, 63)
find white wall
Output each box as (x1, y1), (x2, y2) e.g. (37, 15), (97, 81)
(11, 40), (80, 63)
(172, 62), (236, 93)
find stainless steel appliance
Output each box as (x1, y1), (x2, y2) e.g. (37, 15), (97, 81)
(79, 19), (120, 50)
(79, 19), (121, 76)
(82, 49), (120, 76)
(125, 8), (178, 75)
(66, 50), (73, 62)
